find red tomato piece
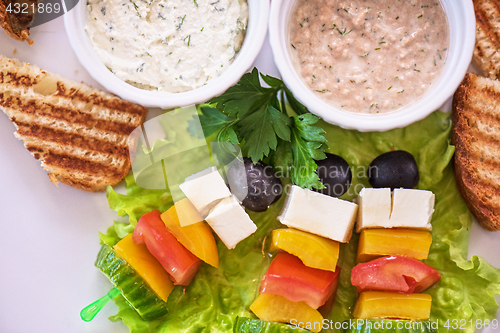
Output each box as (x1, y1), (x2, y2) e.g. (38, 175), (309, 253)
(133, 209), (202, 286)
(351, 255), (441, 294)
(318, 268), (341, 317)
(259, 252), (340, 309)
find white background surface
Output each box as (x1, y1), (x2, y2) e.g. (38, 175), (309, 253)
(0, 14), (499, 333)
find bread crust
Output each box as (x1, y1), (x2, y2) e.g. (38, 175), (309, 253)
(0, 0), (34, 45)
(0, 55), (148, 192)
(452, 73), (500, 231)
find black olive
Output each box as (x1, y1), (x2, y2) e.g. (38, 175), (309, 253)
(368, 150), (419, 189)
(314, 153), (352, 197)
(227, 158), (282, 212)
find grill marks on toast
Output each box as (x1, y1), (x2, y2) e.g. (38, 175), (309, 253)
(15, 122), (129, 157)
(474, 0), (500, 46)
(55, 82), (147, 117)
(452, 73), (500, 231)
(44, 152), (123, 178)
(1, 95), (139, 136)
(0, 56), (148, 192)
(473, 0), (500, 79)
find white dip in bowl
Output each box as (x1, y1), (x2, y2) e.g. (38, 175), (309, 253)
(85, 0), (248, 92)
(269, 0), (475, 131)
(288, 0), (449, 114)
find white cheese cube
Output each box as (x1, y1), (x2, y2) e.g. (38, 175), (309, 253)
(356, 188), (392, 232)
(277, 185), (358, 243)
(205, 195), (257, 249)
(355, 188), (435, 231)
(388, 189), (435, 230)
(179, 166), (232, 217)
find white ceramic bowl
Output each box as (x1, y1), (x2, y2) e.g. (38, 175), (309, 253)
(269, 0), (475, 132)
(64, 0), (268, 108)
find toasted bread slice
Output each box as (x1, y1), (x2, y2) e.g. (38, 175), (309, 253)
(0, 55), (148, 192)
(472, 0), (500, 79)
(0, 0), (34, 45)
(452, 73), (500, 231)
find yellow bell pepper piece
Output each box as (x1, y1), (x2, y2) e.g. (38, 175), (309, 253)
(270, 228), (339, 271)
(250, 294), (324, 333)
(173, 198), (204, 226)
(161, 199), (219, 268)
(357, 228), (432, 263)
(114, 234), (174, 302)
(353, 291), (432, 320)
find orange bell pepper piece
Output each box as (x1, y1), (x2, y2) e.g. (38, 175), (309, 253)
(161, 199), (219, 268)
(353, 291), (432, 320)
(357, 228), (432, 263)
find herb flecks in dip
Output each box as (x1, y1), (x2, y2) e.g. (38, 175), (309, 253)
(85, 0), (248, 92)
(289, 0), (449, 114)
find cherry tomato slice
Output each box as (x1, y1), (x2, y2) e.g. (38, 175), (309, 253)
(351, 255), (441, 294)
(260, 252), (340, 309)
(133, 210), (202, 286)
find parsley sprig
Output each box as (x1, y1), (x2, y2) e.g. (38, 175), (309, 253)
(197, 68), (327, 190)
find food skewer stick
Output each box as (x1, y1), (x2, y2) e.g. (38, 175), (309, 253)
(80, 287), (120, 322)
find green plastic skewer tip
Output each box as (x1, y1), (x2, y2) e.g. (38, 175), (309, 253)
(80, 287), (121, 322)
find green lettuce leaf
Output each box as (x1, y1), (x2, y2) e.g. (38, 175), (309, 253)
(102, 111), (500, 333)
(98, 221), (134, 246)
(106, 175), (173, 226)
(424, 167), (500, 333)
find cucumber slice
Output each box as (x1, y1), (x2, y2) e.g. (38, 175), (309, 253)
(94, 244), (168, 320)
(343, 319), (436, 333)
(234, 317), (312, 333)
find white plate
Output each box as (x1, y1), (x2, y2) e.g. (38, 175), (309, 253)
(0, 16), (499, 333)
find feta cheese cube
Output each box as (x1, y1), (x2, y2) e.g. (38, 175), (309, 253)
(389, 189), (434, 230)
(277, 185), (358, 243)
(356, 188), (392, 232)
(356, 188), (435, 231)
(205, 195), (257, 249)
(179, 166), (232, 218)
